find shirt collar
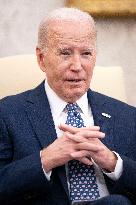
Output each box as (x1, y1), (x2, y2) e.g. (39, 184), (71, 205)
(76, 94), (89, 117)
(45, 80), (89, 117)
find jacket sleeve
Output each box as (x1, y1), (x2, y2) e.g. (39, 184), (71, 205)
(106, 155), (136, 203)
(0, 115), (51, 204)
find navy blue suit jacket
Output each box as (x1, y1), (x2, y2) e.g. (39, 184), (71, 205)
(0, 82), (136, 205)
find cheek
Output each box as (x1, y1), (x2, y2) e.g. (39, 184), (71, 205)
(87, 57), (96, 75)
(52, 62), (70, 78)
(46, 66), (64, 85)
(86, 64), (94, 76)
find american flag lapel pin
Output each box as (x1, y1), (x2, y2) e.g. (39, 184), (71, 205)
(102, 112), (111, 118)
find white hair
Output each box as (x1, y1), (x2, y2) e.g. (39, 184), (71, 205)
(37, 7), (96, 52)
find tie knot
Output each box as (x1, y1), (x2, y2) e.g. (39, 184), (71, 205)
(66, 103), (79, 112)
(65, 103), (85, 128)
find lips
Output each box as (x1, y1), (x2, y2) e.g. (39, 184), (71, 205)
(65, 78), (84, 82)
(67, 79), (82, 82)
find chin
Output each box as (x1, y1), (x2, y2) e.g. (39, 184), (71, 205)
(63, 89), (86, 103)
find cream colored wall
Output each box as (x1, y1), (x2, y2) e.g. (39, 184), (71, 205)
(0, 0), (136, 106)
(96, 18), (136, 107)
(0, 0), (66, 56)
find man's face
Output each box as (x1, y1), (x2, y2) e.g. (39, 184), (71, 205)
(38, 20), (96, 103)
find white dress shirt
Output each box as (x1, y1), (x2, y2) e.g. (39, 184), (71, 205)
(42, 80), (123, 198)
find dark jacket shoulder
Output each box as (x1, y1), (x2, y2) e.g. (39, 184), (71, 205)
(0, 82), (44, 111)
(87, 89), (136, 121)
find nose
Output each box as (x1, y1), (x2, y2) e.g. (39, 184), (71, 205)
(70, 54), (82, 72)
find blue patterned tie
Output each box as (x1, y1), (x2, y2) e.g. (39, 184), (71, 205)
(66, 103), (100, 202)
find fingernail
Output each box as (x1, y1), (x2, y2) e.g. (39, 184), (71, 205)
(71, 153), (76, 157)
(100, 133), (105, 138)
(88, 161), (93, 165)
(95, 126), (100, 130)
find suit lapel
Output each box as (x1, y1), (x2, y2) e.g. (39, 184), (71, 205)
(25, 82), (69, 197)
(87, 90), (116, 150)
(25, 82), (57, 149)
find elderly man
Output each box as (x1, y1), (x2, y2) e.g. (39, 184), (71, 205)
(0, 7), (135, 205)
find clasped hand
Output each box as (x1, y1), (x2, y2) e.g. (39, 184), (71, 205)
(41, 124), (117, 173)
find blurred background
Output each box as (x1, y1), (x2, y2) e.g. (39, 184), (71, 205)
(0, 0), (136, 106)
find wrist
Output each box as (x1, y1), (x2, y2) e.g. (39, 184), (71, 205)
(105, 152), (118, 172)
(40, 149), (53, 172)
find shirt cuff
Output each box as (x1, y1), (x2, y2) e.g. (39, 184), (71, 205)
(102, 152), (123, 181)
(40, 151), (52, 181)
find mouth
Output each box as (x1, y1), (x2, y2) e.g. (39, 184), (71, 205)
(66, 79), (84, 83)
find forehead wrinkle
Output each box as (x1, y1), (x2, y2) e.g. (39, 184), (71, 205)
(47, 29), (96, 48)
(46, 19), (96, 46)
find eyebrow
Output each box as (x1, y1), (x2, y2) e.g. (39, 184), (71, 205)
(58, 47), (94, 51)
(58, 47), (71, 51)
(56, 47), (72, 54)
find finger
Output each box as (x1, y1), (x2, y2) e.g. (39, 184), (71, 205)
(66, 133), (88, 143)
(71, 150), (91, 158)
(59, 124), (76, 134)
(77, 130), (105, 139)
(70, 150), (93, 165)
(59, 123), (100, 134)
(65, 132), (105, 146)
(66, 130), (105, 142)
(79, 157), (93, 166)
(77, 142), (103, 152)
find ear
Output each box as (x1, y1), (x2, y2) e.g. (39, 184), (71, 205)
(36, 47), (46, 72)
